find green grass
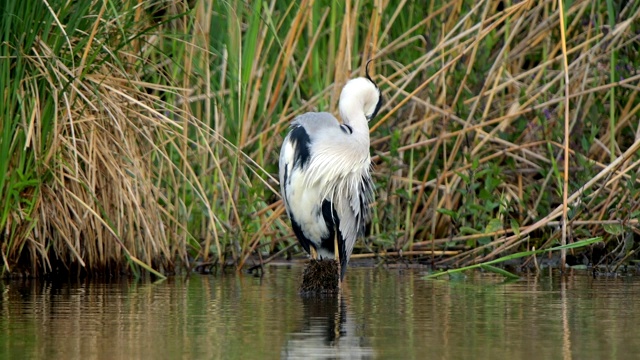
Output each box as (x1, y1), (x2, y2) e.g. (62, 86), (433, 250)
(1, 0), (640, 277)
(424, 237), (602, 279)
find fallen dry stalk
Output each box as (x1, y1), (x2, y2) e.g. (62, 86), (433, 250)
(350, 250), (460, 259)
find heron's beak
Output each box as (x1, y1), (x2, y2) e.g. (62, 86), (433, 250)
(310, 247), (318, 260)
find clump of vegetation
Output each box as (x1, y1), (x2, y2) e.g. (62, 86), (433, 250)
(300, 260), (340, 295)
(2, 0), (640, 277)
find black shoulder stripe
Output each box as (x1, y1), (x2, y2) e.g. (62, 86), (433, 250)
(320, 200), (347, 279)
(289, 125), (311, 168)
(320, 200), (337, 254)
(283, 163), (289, 189)
(340, 124), (353, 134)
(290, 215), (313, 255)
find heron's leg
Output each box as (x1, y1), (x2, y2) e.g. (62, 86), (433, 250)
(310, 246), (318, 260)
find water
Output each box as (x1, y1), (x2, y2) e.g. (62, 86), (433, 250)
(1, 266), (640, 359)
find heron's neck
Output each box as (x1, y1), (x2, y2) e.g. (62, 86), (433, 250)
(341, 107), (370, 140)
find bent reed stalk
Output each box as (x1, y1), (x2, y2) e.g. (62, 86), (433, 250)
(1, 0), (639, 277)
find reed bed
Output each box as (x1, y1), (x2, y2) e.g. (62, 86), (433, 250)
(1, 0), (639, 277)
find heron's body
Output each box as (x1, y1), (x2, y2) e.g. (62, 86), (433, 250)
(279, 70), (382, 280)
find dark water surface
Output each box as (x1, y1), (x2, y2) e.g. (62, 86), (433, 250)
(1, 266), (640, 359)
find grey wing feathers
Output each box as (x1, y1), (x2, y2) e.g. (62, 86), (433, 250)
(338, 172), (373, 260)
(355, 174), (374, 237)
(292, 112), (342, 133)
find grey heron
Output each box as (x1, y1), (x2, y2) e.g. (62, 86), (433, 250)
(279, 63), (382, 281)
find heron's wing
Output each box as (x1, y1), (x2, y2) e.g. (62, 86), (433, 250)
(279, 113), (341, 255)
(280, 113), (337, 199)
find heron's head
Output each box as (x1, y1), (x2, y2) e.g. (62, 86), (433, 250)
(339, 62), (383, 125)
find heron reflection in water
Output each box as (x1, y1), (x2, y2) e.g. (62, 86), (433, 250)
(281, 294), (374, 358)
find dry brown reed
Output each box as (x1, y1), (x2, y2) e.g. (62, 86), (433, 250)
(4, 0), (640, 276)
(362, 0), (640, 267)
(251, 0), (640, 269)
(2, 0), (225, 277)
